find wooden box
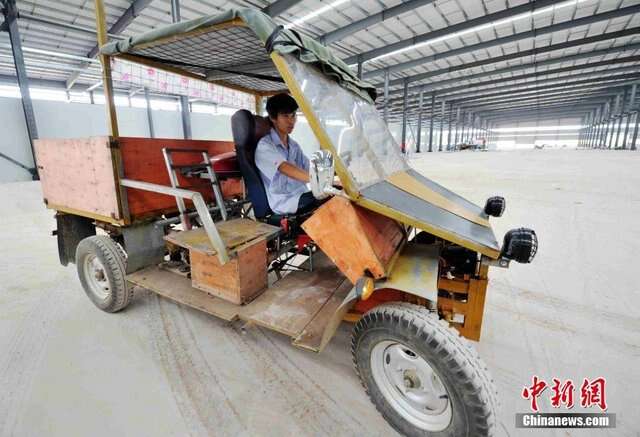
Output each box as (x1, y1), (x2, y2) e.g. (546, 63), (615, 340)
(190, 239), (268, 305)
(302, 197), (404, 283)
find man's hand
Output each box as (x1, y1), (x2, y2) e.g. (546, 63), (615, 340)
(278, 161), (310, 183)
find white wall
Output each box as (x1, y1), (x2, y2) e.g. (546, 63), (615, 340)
(0, 97), (320, 183)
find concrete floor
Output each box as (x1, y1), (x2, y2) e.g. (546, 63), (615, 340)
(0, 149), (638, 437)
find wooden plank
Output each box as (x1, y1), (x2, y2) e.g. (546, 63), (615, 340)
(302, 196), (403, 283)
(456, 265), (489, 341)
(127, 265), (240, 321)
(240, 261), (345, 337)
(35, 137), (121, 220)
(164, 219), (280, 255)
(438, 277), (470, 294)
(118, 137), (239, 220)
(437, 296), (468, 314)
(293, 278), (351, 352)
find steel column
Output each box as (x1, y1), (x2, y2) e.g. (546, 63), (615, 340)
(614, 92), (625, 148)
(144, 87), (155, 138)
(438, 100), (445, 151)
(447, 104), (452, 150)
(454, 108), (460, 145)
(170, 0), (192, 139)
(383, 70), (390, 123)
(622, 84), (636, 149)
(401, 80), (408, 153)
(428, 93), (435, 152)
(607, 118), (615, 149)
(3, 0), (39, 179)
(357, 57), (363, 80)
(630, 112), (639, 151)
(416, 87), (424, 153)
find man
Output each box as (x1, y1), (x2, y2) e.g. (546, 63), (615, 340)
(255, 93), (320, 215)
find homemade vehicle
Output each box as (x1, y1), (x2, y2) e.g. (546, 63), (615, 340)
(34, 5), (538, 437)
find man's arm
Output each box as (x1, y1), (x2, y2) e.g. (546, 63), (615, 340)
(278, 161), (309, 183)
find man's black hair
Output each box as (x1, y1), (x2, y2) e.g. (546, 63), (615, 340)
(266, 93), (298, 119)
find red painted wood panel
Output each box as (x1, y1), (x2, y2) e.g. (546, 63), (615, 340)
(118, 137), (243, 220)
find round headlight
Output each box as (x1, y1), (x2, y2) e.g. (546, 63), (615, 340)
(484, 196), (506, 217)
(501, 228), (538, 263)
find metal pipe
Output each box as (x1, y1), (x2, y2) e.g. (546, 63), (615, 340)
(120, 178), (229, 264)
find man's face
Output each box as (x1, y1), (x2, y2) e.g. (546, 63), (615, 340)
(272, 112), (297, 134)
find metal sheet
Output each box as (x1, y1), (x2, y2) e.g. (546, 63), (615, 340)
(406, 169), (486, 216)
(359, 180), (500, 257)
(387, 170), (490, 227)
(375, 242), (439, 303)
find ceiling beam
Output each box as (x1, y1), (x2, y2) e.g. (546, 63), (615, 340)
(485, 107), (597, 120)
(364, 4), (640, 80)
(262, 0), (304, 17)
(65, 0), (155, 89)
(459, 92), (623, 113)
(18, 12), (126, 39)
(383, 48), (640, 100)
(475, 97), (614, 114)
(382, 64), (640, 111)
(431, 72), (640, 104)
(344, 0), (566, 65)
(447, 80), (639, 107)
(321, 0), (435, 45)
(375, 26), (640, 88)
(383, 65), (640, 109)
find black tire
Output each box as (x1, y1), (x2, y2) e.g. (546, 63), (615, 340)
(352, 302), (498, 437)
(75, 235), (132, 313)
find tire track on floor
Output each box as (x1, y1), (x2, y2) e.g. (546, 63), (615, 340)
(224, 323), (371, 436)
(146, 294), (246, 437)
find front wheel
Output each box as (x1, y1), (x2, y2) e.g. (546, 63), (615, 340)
(352, 303), (498, 437)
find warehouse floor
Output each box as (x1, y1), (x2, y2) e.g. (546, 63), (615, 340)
(0, 149), (638, 437)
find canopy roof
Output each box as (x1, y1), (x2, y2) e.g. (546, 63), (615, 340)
(100, 8), (376, 102)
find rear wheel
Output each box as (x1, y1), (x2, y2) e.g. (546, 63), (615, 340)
(352, 302), (498, 437)
(76, 235), (132, 313)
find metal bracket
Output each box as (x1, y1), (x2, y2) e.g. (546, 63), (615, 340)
(120, 178), (229, 264)
(121, 223), (166, 273)
(481, 255), (510, 268)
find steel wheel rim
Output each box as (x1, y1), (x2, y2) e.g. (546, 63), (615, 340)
(371, 340), (452, 431)
(83, 254), (111, 300)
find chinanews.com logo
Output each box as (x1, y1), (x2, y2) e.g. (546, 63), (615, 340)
(516, 375), (616, 429)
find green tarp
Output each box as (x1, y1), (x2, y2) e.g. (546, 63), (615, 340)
(100, 8), (377, 103)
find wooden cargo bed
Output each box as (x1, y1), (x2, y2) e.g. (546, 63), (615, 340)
(127, 253), (351, 352)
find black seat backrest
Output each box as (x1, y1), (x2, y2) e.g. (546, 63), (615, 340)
(231, 109), (273, 218)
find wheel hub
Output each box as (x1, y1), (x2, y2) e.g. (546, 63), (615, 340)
(371, 341), (452, 431)
(83, 254), (111, 300)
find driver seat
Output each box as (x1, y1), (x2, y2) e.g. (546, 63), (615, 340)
(232, 109), (308, 228)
